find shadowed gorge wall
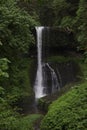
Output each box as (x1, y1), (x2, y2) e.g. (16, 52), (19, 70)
(33, 27), (81, 100)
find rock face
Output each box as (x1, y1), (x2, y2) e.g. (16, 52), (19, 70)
(41, 60), (81, 96)
(51, 61), (80, 87)
(32, 27), (80, 98)
(42, 27), (75, 46)
(30, 27), (77, 58)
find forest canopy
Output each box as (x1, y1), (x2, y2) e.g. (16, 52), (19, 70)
(0, 0), (39, 53)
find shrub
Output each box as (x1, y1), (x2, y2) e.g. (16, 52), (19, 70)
(40, 82), (87, 130)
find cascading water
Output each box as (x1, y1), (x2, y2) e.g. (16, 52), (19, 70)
(34, 27), (46, 99)
(34, 27), (60, 99)
(45, 63), (60, 93)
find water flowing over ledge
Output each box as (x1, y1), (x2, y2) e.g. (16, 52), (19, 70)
(34, 27), (60, 99)
(34, 27), (46, 99)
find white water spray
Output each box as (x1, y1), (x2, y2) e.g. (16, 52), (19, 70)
(46, 63), (60, 93)
(34, 27), (46, 99)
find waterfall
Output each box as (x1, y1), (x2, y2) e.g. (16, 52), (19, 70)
(34, 27), (61, 99)
(45, 63), (60, 93)
(34, 27), (46, 99)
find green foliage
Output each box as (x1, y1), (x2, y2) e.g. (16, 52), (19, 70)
(40, 82), (87, 130)
(0, 57), (9, 100)
(0, 110), (42, 130)
(0, 58), (10, 78)
(53, 0), (87, 56)
(53, 0), (79, 23)
(76, 0), (87, 51)
(61, 16), (75, 28)
(0, 0), (38, 53)
(0, 104), (42, 130)
(5, 57), (34, 106)
(0, 107), (19, 130)
(0, 86), (5, 96)
(53, 0), (77, 26)
(47, 56), (71, 63)
(79, 60), (87, 80)
(47, 56), (82, 65)
(36, 0), (55, 25)
(0, 57), (19, 130)
(16, 114), (42, 130)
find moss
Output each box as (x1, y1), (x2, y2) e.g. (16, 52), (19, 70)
(47, 55), (81, 64)
(47, 55), (70, 63)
